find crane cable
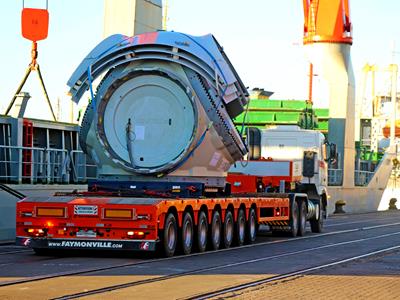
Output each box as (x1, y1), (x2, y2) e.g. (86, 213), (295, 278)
(126, 118), (137, 169)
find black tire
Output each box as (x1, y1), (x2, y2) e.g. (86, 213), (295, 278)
(223, 210), (234, 248)
(197, 211), (208, 252)
(289, 200), (299, 237)
(310, 203), (324, 233)
(297, 200), (307, 237)
(246, 207), (257, 243)
(163, 213), (178, 257)
(236, 208), (246, 246)
(181, 212), (194, 255)
(210, 211), (222, 250)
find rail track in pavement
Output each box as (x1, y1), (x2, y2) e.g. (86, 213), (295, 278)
(1, 212), (400, 300)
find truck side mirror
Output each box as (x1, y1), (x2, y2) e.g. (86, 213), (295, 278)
(323, 141), (337, 163)
(303, 151), (316, 178)
(246, 127), (261, 160)
(329, 143), (337, 162)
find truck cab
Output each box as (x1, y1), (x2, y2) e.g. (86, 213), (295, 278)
(259, 125), (328, 197)
(229, 125), (333, 230)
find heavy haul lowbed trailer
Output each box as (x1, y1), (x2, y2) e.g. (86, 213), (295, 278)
(16, 191), (312, 257)
(15, 31), (326, 257)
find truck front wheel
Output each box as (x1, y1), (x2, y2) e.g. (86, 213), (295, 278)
(289, 200), (299, 237)
(310, 203), (324, 233)
(297, 200), (307, 236)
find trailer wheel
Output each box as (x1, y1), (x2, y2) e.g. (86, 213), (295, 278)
(246, 208), (257, 243)
(297, 200), (307, 236)
(223, 210), (234, 248)
(197, 211), (208, 252)
(289, 200), (299, 237)
(310, 204), (324, 233)
(236, 208), (246, 246)
(181, 212), (194, 255)
(163, 213), (178, 257)
(210, 211), (222, 250)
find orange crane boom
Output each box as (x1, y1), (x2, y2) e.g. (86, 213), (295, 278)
(303, 0), (352, 45)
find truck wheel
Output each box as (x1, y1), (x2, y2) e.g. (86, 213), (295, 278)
(163, 213), (178, 257)
(297, 200), (307, 236)
(236, 208), (246, 246)
(310, 204), (324, 233)
(197, 211), (208, 252)
(181, 212), (194, 255)
(246, 208), (257, 243)
(210, 211), (221, 250)
(289, 200), (299, 237)
(223, 210), (234, 248)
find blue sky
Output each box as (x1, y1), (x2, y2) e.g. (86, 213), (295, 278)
(0, 0), (399, 120)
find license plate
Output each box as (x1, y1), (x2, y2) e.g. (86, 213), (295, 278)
(74, 205), (98, 215)
(76, 230), (97, 238)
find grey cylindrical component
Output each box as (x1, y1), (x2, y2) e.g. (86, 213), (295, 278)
(96, 69), (197, 174)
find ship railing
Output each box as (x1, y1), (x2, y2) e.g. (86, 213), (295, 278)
(328, 168), (375, 186)
(354, 170), (374, 186)
(328, 168), (343, 186)
(69, 150), (97, 182)
(0, 145), (96, 184)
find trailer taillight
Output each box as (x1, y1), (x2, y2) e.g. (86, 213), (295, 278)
(25, 228), (46, 237)
(36, 207), (65, 218)
(104, 209), (134, 219)
(45, 221), (54, 228)
(126, 231), (146, 239)
(57, 228), (67, 235)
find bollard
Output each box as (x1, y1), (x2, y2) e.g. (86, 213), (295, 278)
(389, 198), (398, 210)
(334, 200), (346, 214)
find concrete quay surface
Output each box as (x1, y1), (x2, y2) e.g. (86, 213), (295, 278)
(220, 249), (400, 300)
(0, 210), (399, 299)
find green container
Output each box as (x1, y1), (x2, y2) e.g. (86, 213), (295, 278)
(281, 100), (307, 110)
(275, 112), (302, 124)
(235, 125), (266, 133)
(315, 108), (329, 118)
(234, 111), (275, 124)
(248, 99), (282, 109)
(317, 120), (329, 131)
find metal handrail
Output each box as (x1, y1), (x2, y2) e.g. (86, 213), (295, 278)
(0, 145), (95, 184)
(328, 168), (375, 187)
(0, 145), (381, 186)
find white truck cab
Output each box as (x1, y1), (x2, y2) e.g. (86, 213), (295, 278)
(259, 125), (328, 197)
(230, 125), (335, 228)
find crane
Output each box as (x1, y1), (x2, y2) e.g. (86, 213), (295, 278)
(303, 0), (352, 45)
(302, 0), (356, 188)
(5, 0), (57, 121)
